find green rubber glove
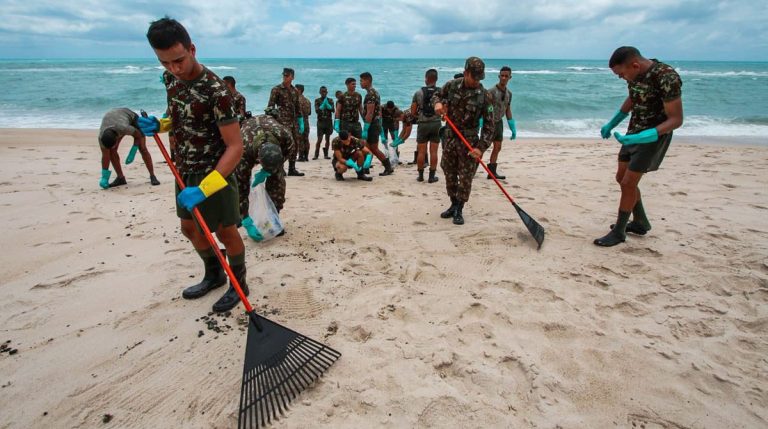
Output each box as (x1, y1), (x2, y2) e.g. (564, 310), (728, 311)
(363, 153), (373, 169)
(334, 119), (340, 133)
(298, 117), (305, 134)
(362, 122), (370, 139)
(321, 98), (333, 110)
(125, 144), (139, 164)
(99, 169), (111, 189)
(241, 216), (264, 242)
(391, 137), (404, 147)
(613, 128), (659, 145)
(601, 110), (629, 139)
(345, 158), (361, 172)
(479, 117), (483, 129)
(251, 168), (271, 187)
(507, 119), (517, 139)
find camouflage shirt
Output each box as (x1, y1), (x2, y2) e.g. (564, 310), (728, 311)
(267, 83), (302, 130)
(331, 136), (364, 160)
(381, 106), (402, 124)
(163, 67), (239, 175)
(401, 110), (417, 127)
(339, 91), (362, 123)
(432, 78), (495, 152)
(488, 84), (511, 122)
(240, 114), (295, 167)
(627, 60), (682, 134)
(232, 91), (247, 118)
(363, 87), (381, 122)
(314, 96), (334, 123)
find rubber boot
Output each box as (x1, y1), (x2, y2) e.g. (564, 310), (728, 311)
(428, 169), (439, 183)
(335, 172), (345, 181)
(488, 163), (505, 180)
(313, 144), (320, 160)
(287, 160), (305, 176)
(182, 254), (227, 299)
(108, 176), (127, 188)
(357, 170), (373, 181)
(417, 169), (424, 182)
(212, 263), (248, 313)
(440, 197), (458, 219)
(323, 147), (330, 159)
(595, 211), (630, 247)
(453, 202), (465, 225)
(379, 159), (394, 176)
(150, 175), (160, 186)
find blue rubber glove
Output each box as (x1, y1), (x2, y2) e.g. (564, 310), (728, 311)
(126, 144), (139, 164)
(333, 119), (340, 133)
(479, 117), (483, 129)
(298, 117), (305, 134)
(613, 128), (659, 145)
(345, 158), (361, 172)
(138, 115), (159, 136)
(99, 169), (111, 189)
(177, 170), (228, 212)
(391, 137), (404, 148)
(241, 216), (264, 242)
(362, 122), (370, 139)
(507, 119), (517, 139)
(601, 110), (629, 139)
(363, 153), (373, 169)
(251, 168), (271, 187)
(321, 98), (333, 110)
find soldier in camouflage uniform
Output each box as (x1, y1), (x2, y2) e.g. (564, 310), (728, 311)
(314, 86), (334, 159)
(486, 66), (517, 180)
(360, 72), (394, 176)
(595, 46), (683, 247)
(223, 76), (247, 119)
(142, 17), (248, 313)
(331, 130), (373, 181)
(234, 113), (295, 218)
(268, 68), (305, 176)
(432, 57), (495, 225)
(295, 84), (312, 162)
(335, 77), (363, 138)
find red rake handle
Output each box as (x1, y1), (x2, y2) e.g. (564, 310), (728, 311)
(443, 115), (518, 206)
(149, 132), (254, 314)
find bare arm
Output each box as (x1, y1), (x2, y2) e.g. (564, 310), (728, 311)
(656, 98), (683, 135)
(214, 122), (244, 177)
(619, 97), (633, 114)
(364, 103), (374, 123)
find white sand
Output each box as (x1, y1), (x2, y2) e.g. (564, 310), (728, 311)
(0, 129), (766, 428)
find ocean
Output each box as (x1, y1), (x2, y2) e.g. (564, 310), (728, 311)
(0, 58), (766, 139)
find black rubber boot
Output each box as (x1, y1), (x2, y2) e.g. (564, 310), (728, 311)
(379, 159), (394, 176)
(150, 175), (160, 186)
(323, 147), (330, 159)
(492, 163), (506, 180)
(595, 211), (630, 247)
(313, 145), (320, 160)
(417, 169), (424, 182)
(287, 161), (305, 176)
(182, 255), (227, 299)
(212, 263), (248, 313)
(428, 169), (439, 183)
(440, 197), (458, 219)
(335, 172), (345, 181)
(108, 176), (127, 188)
(357, 171), (373, 181)
(409, 151), (418, 165)
(453, 202), (465, 225)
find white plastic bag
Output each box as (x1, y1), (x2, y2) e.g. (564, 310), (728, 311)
(247, 183), (284, 241)
(387, 143), (399, 168)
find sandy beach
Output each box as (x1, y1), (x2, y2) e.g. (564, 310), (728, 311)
(0, 128), (766, 428)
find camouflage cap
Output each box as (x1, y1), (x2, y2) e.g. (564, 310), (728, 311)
(264, 106), (279, 118)
(464, 56), (485, 80)
(258, 143), (283, 174)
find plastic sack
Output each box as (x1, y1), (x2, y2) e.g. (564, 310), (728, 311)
(246, 183), (284, 241)
(387, 143), (399, 168)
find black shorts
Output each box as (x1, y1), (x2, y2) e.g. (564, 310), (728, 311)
(618, 132), (673, 173)
(366, 120), (381, 145)
(317, 121), (333, 136)
(341, 121), (362, 138)
(493, 120), (504, 142)
(416, 121), (441, 143)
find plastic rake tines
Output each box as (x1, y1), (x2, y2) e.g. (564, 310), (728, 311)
(238, 316), (341, 428)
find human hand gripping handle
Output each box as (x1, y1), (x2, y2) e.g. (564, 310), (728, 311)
(137, 114), (172, 136)
(613, 128), (658, 145)
(177, 170), (228, 212)
(601, 110), (628, 139)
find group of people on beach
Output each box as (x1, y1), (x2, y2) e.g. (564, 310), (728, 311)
(96, 16), (683, 313)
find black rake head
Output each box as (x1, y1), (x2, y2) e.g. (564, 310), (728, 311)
(514, 203), (546, 250)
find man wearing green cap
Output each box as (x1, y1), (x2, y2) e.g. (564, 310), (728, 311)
(432, 57), (495, 225)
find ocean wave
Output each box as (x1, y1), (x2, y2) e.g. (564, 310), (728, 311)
(566, 66), (609, 72)
(207, 66), (237, 70)
(104, 65), (161, 74)
(676, 68), (768, 77)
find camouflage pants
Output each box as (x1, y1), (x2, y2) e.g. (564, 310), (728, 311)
(235, 162), (287, 218)
(441, 136), (480, 203)
(300, 129), (310, 155)
(277, 118), (300, 161)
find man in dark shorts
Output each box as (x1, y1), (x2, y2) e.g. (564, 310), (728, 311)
(314, 86), (334, 159)
(140, 17), (248, 313)
(331, 130), (373, 182)
(295, 84), (311, 162)
(268, 68), (304, 176)
(433, 57), (495, 225)
(222, 76), (247, 119)
(594, 46), (683, 247)
(486, 66), (517, 180)
(335, 78), (363, 138)
(380, 101), (401, 145)
(410, 68), (442, 183)
(98, 107), (160, 188)
(359, 72), (394, 176)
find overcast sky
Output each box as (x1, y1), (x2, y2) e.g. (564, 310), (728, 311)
(0, 0), (766, 60)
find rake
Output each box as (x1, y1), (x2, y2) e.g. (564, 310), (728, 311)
(142, 112), (341, 427)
